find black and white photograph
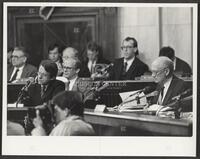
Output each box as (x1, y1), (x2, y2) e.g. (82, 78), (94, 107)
(2, 2), (198, 157)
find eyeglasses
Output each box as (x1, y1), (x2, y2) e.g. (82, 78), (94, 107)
(11, 55), (24, 59)
(37, 71), (50, 77)
(63, 66), (75, 70)
(121, 46), (134, 50)
(151, 68), (167, 76)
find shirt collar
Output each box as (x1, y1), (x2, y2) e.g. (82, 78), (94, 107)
(124, 56), (135, 65)
(14, 64), (25, 71)
(163, 76), (173, 91)
(173, 57), (176, 70)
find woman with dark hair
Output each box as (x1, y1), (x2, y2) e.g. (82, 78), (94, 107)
(31, 91), (95, 136)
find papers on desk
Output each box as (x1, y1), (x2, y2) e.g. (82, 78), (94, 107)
(118, 91), (147, 112)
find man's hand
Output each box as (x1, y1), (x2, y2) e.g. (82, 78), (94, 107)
(33, 109), (43, 128)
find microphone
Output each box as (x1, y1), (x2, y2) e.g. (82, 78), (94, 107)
(95, 82), (109, 92)
(129, 86), (155, 97)
(126, 90), (159, 104)
(116, 86), (157, 109)
(171, 89), (192, 101)
(16, 76), (38, 106)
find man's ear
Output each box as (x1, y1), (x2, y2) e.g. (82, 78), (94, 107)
(133, 47), (138, 54)
(23, 56), (27, 63)
(76, 68), (80, 74)
(165, 68), (170, 76)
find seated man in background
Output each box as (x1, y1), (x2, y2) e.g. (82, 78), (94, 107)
(62, 47), (90, 78)
(57, 57), (97, 108)
(82, 41), (110, 79)
(7, 47), (37, 83)
(48, 43), (63, 76)
(109, 37), (149, 80)
(147, 56), (189, 115)
(159, 46), (192, 76)
(24, 60), (65, 106)
(31, 91), (95, 136)
(7, 47), (13, 69)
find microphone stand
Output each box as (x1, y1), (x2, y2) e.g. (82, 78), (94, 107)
(16, 81), (32, 107)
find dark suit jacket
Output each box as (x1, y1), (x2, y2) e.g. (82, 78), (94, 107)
(109, 57), (149, 80)
(151, 75), (188, 106)
(80, 58), (110, 77)
(8, 63), (37, 81)
(175, 57), (192, 75)
(24, 79), (65, 106)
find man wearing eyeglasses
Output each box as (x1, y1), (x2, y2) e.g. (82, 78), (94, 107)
(7, 47), (37, 83)
(148, 56), (189, 113)
(109, 37), (148, 80)
(24, 60), (65, 106)
(57, 57), (94, 105)
(62, 47), (90, 78)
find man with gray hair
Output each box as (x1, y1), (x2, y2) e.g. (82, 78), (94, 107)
(149, 56), (188, 107)
(8, 47), (37, 83)
(62, 47), (90, 77)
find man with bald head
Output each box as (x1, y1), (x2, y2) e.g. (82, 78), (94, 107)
(150, 56), (188, 107)
(62, 47), (90, 77)
(62, 47), (79, 62)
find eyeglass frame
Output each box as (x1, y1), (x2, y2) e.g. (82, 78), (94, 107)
(151, 68), (167, 76)
(11, 55), (25, 59)
(37, 71), (50, 77)
(121, 45), (134, 50)
(63, 66), (76, 70)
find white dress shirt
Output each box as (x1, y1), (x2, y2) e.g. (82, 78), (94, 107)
(10, 65), (25, 81)
(88, 60), (97, 73)
(161, 76), (173, 102)
(69, 76), (78, 91)
(124, 56), (135, 72)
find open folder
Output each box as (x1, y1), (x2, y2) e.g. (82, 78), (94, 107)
(118, 91), (147, 112)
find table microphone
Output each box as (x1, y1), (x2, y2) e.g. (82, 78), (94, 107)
(129, 86), (155, 97)
(171, 89), (192, 101)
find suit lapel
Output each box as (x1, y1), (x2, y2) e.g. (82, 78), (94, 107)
(125, 58), (137, 78)
(162, 77), (176, 105)
(72, 78), (78, 91)
(21, 64), (27, 78)
(8, 66), (14, 80)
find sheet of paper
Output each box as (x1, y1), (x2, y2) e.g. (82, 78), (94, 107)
(119, 91), (147, 110)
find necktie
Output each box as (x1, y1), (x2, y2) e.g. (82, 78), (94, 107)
(41, 85), (47, 98)
(10, 69), (19, 82)
(65, 81), (70, 91)
(158, 86), (165, 105)
(122, 62), (127, 75)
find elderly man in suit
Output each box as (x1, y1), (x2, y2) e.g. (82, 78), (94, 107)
(62, 47), (90, 78)
(109, 37), (149, 80)
(58, 57), (94, 106)
(147, 56), (190, 115)
(7, 47), (37, 83)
